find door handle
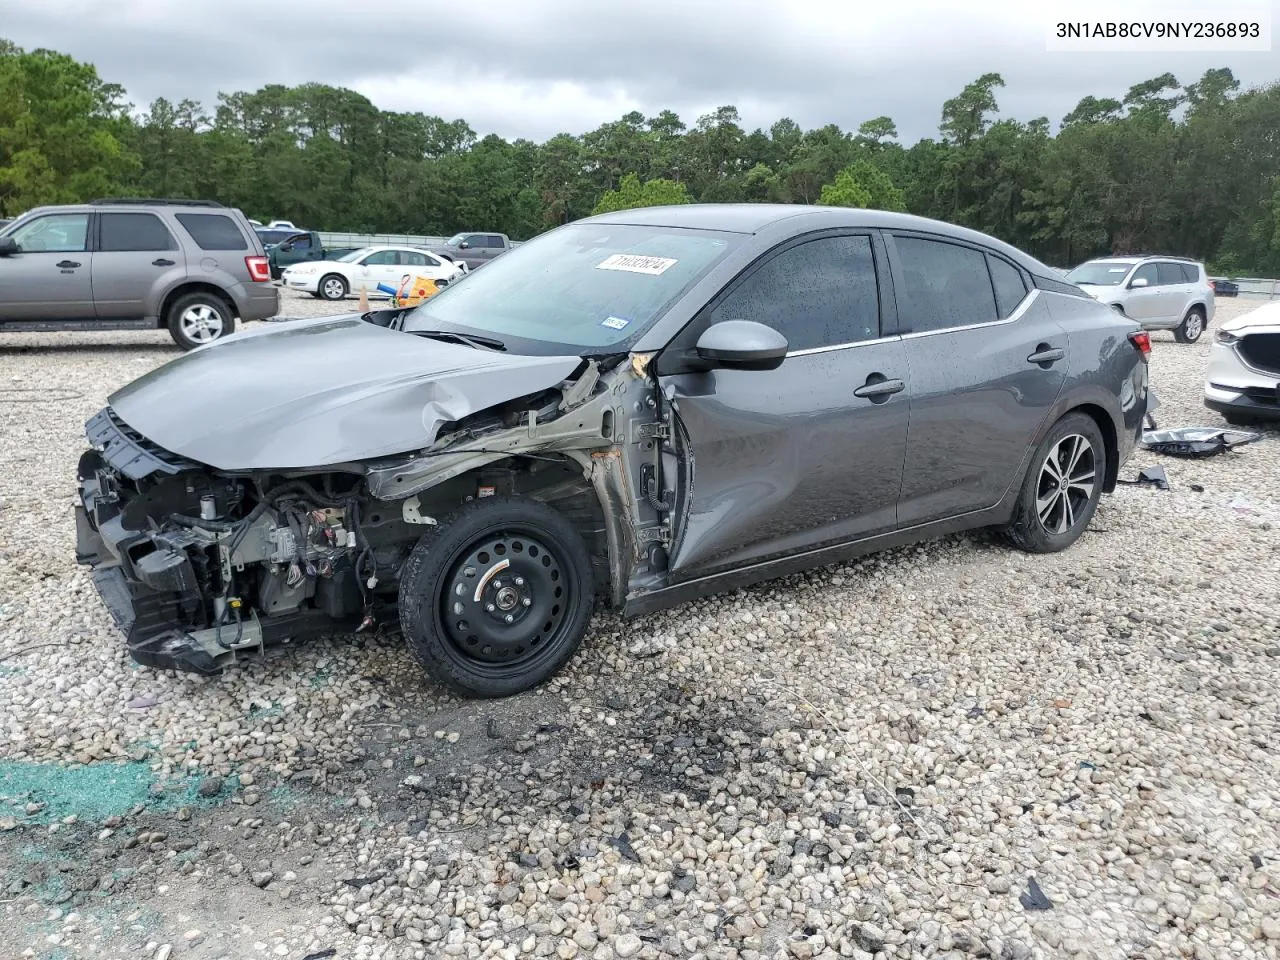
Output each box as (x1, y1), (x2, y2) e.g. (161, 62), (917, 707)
(152, 258), (175, 267)
(1027, 345), (1065, 365)
(853, 374), (905, 401)
(56, 260), (81, 269)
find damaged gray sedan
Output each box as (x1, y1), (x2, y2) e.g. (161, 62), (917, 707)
(75, 205), (1153, 698)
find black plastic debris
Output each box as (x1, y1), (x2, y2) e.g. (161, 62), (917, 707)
(1019, 876), (1054, 910)
(1117, 466), (1170, 490)
(1141, 426), (1262, 458)
(303, 951), (337, 960)
(611, 832), (641, 863)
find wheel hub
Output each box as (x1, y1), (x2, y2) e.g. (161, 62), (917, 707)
(440, 534), (567, 665)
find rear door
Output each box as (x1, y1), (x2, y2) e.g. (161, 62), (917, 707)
(92, 212), (184, 319)
(1156, 261), (1192, 322)
(888, 233), (1067, 526)
(0, 212), (94, 320)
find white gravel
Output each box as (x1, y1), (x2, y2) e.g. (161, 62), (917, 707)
(1, 291), (1278, 960)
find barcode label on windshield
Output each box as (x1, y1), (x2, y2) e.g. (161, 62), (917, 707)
(596, 254), (678, 276)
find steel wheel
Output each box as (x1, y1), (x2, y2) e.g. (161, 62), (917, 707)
(1035, 433), (1096, 535)
(321, 276), (347, 300)
(179, 303), (225, 344)
(437, 528), (574, 676)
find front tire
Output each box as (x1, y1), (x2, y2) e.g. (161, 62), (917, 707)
(1004, 412), (1107, 554)
(398, 496), (594, 699)
(318, 274), (348, 301)
(1175, 307), (1206, 343)
(167, 292), (235, 350)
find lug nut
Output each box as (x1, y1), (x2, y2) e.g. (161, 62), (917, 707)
(505, 614), (515, 624)
(522, 598), (532, 607)
(492, 579), (502, 588)
(486, 603), (496, 612)
(514, 577), (525, 586)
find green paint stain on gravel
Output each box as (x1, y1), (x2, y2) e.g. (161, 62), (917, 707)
(0, 761), (226, 824)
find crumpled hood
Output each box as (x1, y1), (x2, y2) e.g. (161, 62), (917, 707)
(107, 315), (582, 470)
(1221, 299), (1280, 334)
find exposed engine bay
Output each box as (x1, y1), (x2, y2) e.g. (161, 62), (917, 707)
(74, 345), (677, 676)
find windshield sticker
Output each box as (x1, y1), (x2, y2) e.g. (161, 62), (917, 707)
(600, 315), (632, 330)
(596, 254), (678, 276)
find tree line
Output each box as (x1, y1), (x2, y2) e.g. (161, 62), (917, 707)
(2, 38), (1279, 273)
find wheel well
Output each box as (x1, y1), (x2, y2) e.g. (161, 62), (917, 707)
(1186, 302), (1207, 317)
(157, 283), (236, 329)
(1068, 403), (1120, 492)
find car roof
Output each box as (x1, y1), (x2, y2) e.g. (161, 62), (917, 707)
(1082, 255), (1202, 265)
(581, 203), (1056, 276)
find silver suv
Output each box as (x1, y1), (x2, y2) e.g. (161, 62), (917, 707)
(1064, 255), (1215, 343)
(0, 199), (279, 349)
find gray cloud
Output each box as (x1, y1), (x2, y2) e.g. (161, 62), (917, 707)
(1, 0), (1276, 143)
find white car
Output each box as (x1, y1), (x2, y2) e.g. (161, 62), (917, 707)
(1205, 299), (1280, 425)
(281, 246), (467, 301)
(1065, 255), (1215, 343)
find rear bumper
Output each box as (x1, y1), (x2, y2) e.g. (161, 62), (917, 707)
(235, 282), (280, 322)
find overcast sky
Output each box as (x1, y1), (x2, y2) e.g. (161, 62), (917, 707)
(1, 0), (1277, 143)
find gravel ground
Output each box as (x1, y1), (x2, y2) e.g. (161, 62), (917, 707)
(1, 291), (1278, 960)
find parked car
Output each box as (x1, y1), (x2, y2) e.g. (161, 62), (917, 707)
(0, 198), (278, 349)
(1064, 255), (1215, 342)
(248, 219), (264, 229)
(281, 245), (467, 300)
(73, 204), (1151, 699)
(1205, 299), (1280, 424)
(266, 220), (297, 230)
(422, 232), (518, 271)
(1211, 278), (1240, 297)
(262, 230), (360, 279)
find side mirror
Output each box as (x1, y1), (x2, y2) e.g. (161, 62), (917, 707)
(694, 319), (789, 371)
(458, 240), (471, 249)
(1129, 277), (1149, 288)
(0, 237), (18, 256)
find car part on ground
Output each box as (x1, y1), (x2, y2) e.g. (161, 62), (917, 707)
(0, 198), (277, 348)
(1064, 255), (1215, 343)
(73, 204), (1150, 699)
(1140, 426), (1263, 457)
(1204, 300), (1280, 424)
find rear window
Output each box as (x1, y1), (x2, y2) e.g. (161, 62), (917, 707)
(177, 213), (248, 251)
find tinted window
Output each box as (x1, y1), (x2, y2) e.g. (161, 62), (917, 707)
(1132, 263), (1159, 286)
(988, 255), (1028, 318)
(894, 237), (997, 332)
(99, 213), (175, 252)
(708, 235), (880, 352)
(178, 214), (248, 251)
(1157, 262), (1186, 286)
(362, 250), (398, 266)
(1180, 263), (1199, 283)
(484, 235), (505, 249)
(10, 213), (89, 253)
(398, 250), (428, 267)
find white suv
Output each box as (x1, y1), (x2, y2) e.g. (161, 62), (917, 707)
(1064, 256), (1216, 343)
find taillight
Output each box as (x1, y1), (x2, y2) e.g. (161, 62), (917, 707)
(1129, 330), (1151, 358)
(245, 256), (270, 282)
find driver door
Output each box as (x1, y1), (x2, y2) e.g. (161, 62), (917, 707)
(0, 212), (94, 320)
(657, 231), (910, 580)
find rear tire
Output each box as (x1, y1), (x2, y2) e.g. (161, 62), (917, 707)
(166, 292), (235, 350)
(318, 274), (348, 301)
(398, 496), (594, 699)
(1004, 412), (1107, 554)
(1174, 306), (1206, 343)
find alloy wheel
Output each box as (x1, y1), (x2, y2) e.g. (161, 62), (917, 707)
(179, 304), (225, 344)
(1035, 434), (1096, 535)
(1184, 311), (1203, 340)
(322, 277), (346, 299)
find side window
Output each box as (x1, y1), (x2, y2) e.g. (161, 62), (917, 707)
(987, 254), (1028, 319)
(1131, 263), (1159, 286)
(177, 214), (248, 251)
(288, 233), (312, 250)
(483, 235), (504, 249)
(1157, 262), (1185, 286)
(1179, 263), (1199, 283)
(398, 250), (428, 267)
(361, 250), (398, 266)
(707, 235), (880, 352)
(10, 213), (89, 253)
(894, 236), (997, 332)
(99, 213), (176, 252)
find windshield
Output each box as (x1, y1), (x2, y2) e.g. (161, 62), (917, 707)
(337, 247), (373, 263)
(443, 234), (466, 247)
(402, 223), (740, 354)
(1066, 261), (1136, 286)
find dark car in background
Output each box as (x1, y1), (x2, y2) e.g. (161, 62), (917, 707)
(73, 204), (1151, 700)
(1212, 278), (1240, 297)
(0, 198), (278, 348)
